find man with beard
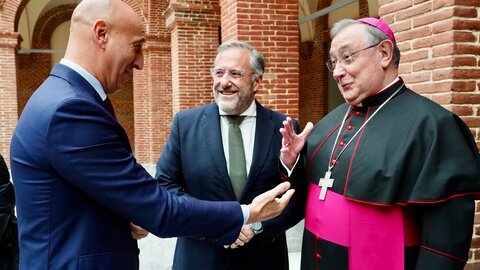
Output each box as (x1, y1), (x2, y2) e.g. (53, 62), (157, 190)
(156, 40), (306, 270)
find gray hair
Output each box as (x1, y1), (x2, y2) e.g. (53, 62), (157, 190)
(330, 19), (400, 67)
(215, 40), (265, 79)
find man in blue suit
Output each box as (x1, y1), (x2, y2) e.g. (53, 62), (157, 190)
(156, 40), (306, 270)
(9, 1), (294, 270)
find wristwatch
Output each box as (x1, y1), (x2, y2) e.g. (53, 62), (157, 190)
(250, 222), (263, 235)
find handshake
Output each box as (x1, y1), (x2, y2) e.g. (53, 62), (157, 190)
(131, 182), (295, 245)
(225, 181), (294, 249)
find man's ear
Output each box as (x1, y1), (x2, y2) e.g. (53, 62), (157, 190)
(252, 76), (262, 94)
(93, 20), (108, 48)
(379, 39), (394, 68)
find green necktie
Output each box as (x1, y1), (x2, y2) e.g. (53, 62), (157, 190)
(226, 116), (247, 200)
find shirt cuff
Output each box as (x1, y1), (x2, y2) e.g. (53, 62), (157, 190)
(241, 204), (250, 225)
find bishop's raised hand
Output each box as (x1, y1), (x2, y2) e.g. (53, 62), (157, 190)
(279, 117), (314, 169)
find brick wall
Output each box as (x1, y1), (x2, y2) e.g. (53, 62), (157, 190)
(165, 1), (221, 113)
(297, 0), (331, 129)
(220, 0), (300, 119)
(132, 0), (172, 163)
(16, 53), (49, 115)
(0, 0), (22, 163)
(0, 32), (18, 162)
(378, 0), (480, 268)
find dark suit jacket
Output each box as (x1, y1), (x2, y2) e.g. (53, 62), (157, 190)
(0, 153), (14, 243)
(156, 102), (306, 270)
(0, 153), (18, 265)
(10, 64), (243, 270)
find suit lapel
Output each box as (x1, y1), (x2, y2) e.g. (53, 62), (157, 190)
(244, 102), (275, 192)
(200, 104), (235, 196)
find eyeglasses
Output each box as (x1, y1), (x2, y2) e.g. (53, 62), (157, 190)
(210, 68), (251, 80)
(326, 43), (380, 72)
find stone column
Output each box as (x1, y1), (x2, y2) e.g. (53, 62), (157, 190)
(0, 31), (19, 162)
(165, 1), (221, 113)
(132, 0), (173, 164)
(219, 0), (300, 118)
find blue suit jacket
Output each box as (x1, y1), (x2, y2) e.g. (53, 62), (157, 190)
(10, 64), (243, 270)
(156, 102), (306, 270)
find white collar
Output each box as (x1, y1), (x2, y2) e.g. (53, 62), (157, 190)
(60, 58), (107, 101)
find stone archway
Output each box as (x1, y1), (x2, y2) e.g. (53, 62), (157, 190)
(16, 4), (76, 115)
(0, 0), (173, 164)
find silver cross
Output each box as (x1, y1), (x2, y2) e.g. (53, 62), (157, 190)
(318, 171), (334, 200)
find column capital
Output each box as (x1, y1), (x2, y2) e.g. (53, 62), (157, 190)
(0, 31), (20, 48)
(144, 35), (171, 52)
(164, 2), (220, 31)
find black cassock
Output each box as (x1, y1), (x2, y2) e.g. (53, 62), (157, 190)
(289, 78), (480, 270)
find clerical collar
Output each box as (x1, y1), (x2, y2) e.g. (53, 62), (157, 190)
(360, 77), (404, 108)
(320, 81), (404, 200)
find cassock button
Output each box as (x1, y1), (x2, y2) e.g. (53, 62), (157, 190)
(347, 125), (353, 130)
(339, 141), (345, 147)
(331, 159), (337, 165)
(355, 111), (362, 115)
(316, 252), (321, 259)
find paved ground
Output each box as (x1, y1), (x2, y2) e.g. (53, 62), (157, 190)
(138, 220), (304, 270)
(138, 164), (304, 270)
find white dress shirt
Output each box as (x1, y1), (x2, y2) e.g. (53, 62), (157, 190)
(219, 101), (257, 176)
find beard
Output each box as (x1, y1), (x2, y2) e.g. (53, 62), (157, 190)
(216, 93), (242, 115)
(214, 79), (256, 115)
(214, 88), (255, 115)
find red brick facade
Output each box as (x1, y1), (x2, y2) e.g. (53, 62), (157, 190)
(0, 0), (479, 267)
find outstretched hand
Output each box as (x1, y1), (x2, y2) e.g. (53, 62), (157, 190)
(130, 222), (149, 240)
(279, 117), (314, 169)
(247, 181), (294, 224)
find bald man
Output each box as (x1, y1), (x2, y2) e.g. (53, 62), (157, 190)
(10, 1), (294, 269)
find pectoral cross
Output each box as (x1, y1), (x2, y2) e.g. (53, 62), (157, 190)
(318, 171), (334, 200)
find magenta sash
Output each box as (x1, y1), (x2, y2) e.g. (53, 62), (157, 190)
(305, 183), (420, 270)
